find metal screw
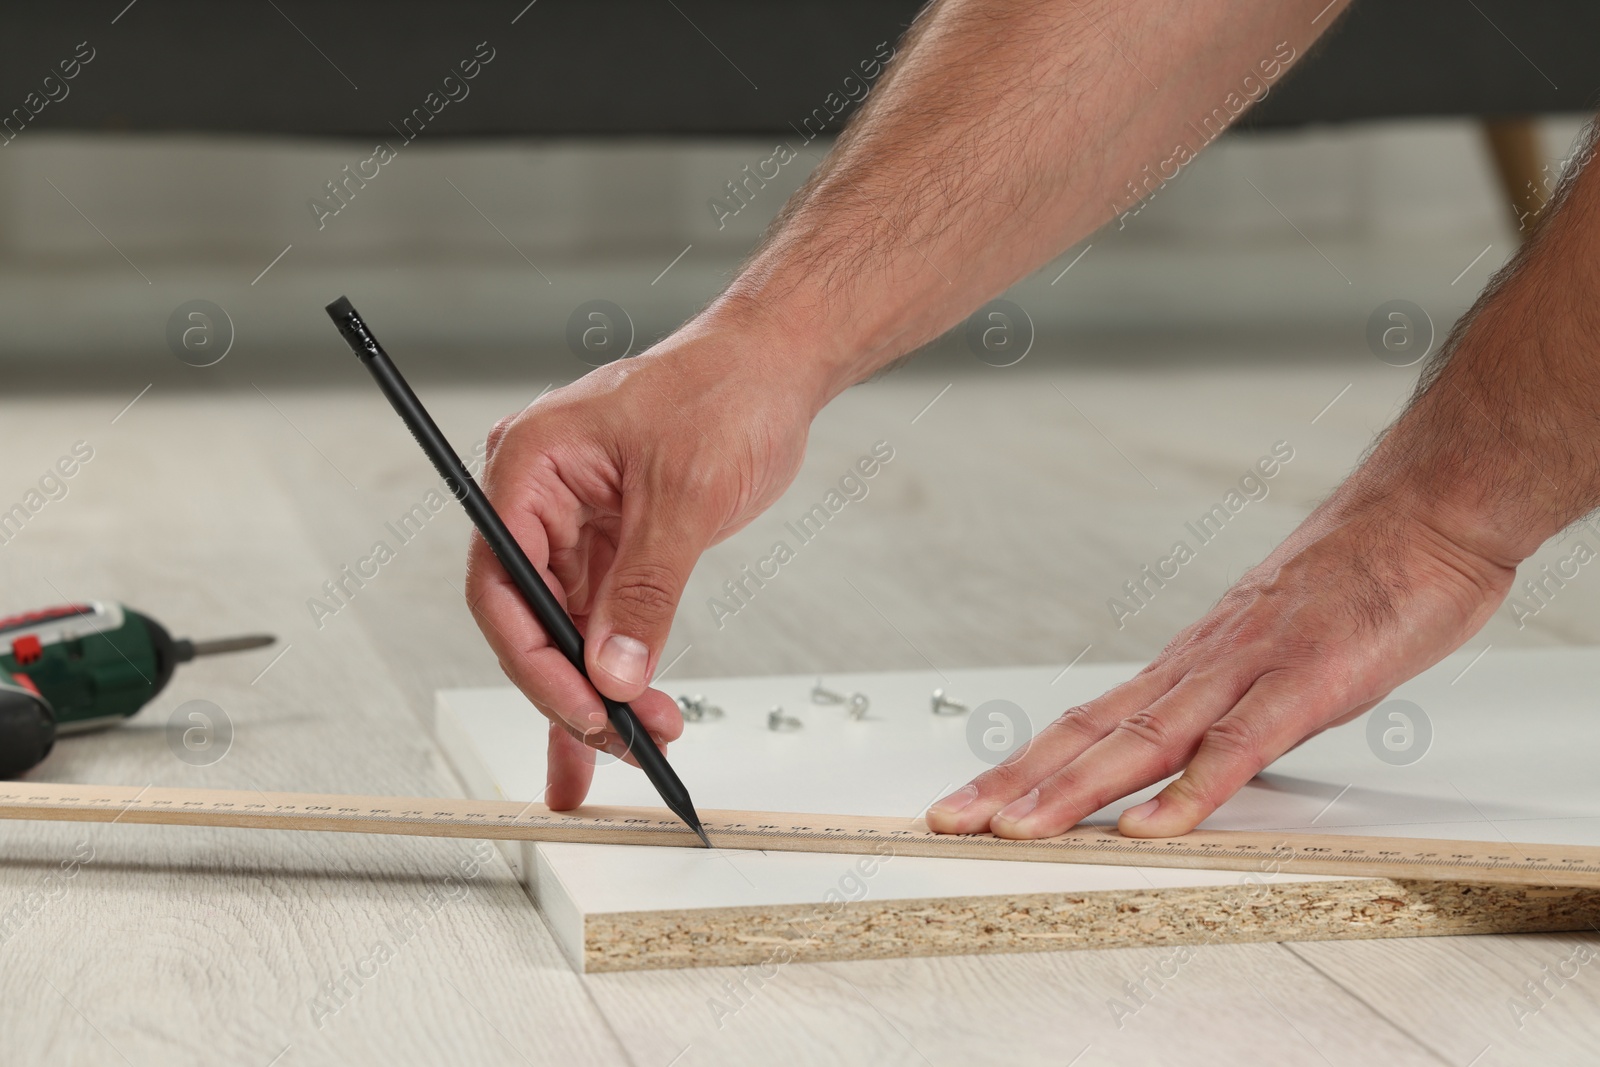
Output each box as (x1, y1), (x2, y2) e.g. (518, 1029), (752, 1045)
(931, 688), (969, 716)
(816, 679), (869, 719)
(811, 679), (846, 705)
(768, 706), (802, 732)
(676, 695), (723, 723)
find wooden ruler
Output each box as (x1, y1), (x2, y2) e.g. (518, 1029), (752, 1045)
(2, 781), (1598, 890)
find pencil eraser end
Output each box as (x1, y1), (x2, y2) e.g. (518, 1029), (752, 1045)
(325, 296), (377, 359)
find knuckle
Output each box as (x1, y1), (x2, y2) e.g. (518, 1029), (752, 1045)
(977, 755), (1040, 793)
(1043, 705), (1100, 741)
(609, 562), (681, 622)
(1165, 761), (1234, 814)
(554, 720), (600, 752)
(1035, 774), (1098, 827)
(1111, 710), (1175, 751)
(1199, 716), (1267, 770)
(485, 414), (518, 456)
(671, 452), (726, 498)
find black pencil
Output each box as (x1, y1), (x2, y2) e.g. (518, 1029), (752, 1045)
(324, 296), (711, 848)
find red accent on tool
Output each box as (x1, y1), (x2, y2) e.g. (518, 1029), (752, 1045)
(10, 635), (42, 666)
(0, 604), (94, 634)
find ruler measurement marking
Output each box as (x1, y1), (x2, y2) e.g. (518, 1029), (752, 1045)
(3, 785), (1600, 886)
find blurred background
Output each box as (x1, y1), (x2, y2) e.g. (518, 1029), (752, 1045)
(0, 1), (1590, 376)
(0, 1), (1595, 745)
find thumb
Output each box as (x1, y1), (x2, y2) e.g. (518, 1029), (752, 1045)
(586, 504), (712, 701)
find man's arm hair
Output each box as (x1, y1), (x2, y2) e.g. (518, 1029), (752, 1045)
(705, 0), (1350, 397)
(1379, 118), (1600, 560)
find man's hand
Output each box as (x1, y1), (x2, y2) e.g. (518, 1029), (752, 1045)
(930, 122), (1600, 838)
(459, 0), (1393, 815)
(465, 323), (816, 808)
(462, 0), (1600, 833)
(925, 474), (1517, 839)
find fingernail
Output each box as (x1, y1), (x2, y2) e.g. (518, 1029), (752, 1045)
(929, 785), (978, 815)
(1122, 798), (1160, 823)
(597, 634), (649, 688)
(602, 739), (631, 761)
(996, 789), (1039, 823)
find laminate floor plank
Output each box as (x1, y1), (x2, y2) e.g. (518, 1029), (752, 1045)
(0, 393), (624, 1067)
(1288, 935), (1600, 1067)
(581, 942), (1446, 1067)
(6, 347), (1596, 1064)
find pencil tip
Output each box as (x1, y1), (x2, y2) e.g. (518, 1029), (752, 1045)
(692, 822), (713, 849)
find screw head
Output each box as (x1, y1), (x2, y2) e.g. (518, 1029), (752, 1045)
(676, 695), (723, 722)
(768, 706), (802, 732)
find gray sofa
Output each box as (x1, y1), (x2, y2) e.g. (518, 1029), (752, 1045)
(0, 1), (1591, 139)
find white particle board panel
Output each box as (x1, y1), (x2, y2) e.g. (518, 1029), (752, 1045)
(435, 648), (1600, 971)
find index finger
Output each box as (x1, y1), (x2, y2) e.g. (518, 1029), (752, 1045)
(464, 527), (684, 747)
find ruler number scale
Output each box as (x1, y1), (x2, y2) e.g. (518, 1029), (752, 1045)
(1, 782), (1598, 889)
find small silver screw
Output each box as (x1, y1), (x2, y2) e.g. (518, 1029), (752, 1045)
(847, 693), (869, 720)
(931, 688), (969, 716)
(676, 695), (723, 723)
(768, 706), (803, 732)
(811, 679), (846, 705)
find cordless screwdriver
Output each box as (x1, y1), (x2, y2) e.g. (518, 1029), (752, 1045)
(0, 601), (274, 778)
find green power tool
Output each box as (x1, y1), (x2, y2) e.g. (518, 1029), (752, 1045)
(0, 601), (274, 778)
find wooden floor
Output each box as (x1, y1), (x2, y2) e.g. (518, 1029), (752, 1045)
(1, 343), (1597, 1066)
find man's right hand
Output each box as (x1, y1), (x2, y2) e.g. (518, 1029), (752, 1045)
(460, 0), (1357, 811)
(464, 322), (816, 809)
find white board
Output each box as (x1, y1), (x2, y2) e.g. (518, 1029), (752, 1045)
(435, 648), (1600, 970)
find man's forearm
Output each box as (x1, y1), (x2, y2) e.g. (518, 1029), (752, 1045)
(1355, 126), (1600, 565)
(698, 0), (1348, 407)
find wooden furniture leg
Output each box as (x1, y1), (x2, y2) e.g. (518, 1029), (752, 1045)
(1482, 116), (1548, 237)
